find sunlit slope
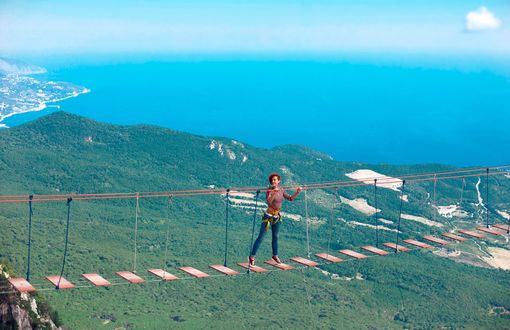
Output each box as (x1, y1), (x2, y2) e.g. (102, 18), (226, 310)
(0, 112), (509, 329)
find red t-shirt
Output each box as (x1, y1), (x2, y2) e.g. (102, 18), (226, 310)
(266, 187), (292, 210)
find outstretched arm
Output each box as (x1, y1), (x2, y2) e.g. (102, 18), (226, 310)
(285, 187), (302, 201)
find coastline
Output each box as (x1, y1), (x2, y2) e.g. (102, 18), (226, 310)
(0, 88), (91, 124)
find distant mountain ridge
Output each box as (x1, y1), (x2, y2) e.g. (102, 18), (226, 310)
(0, 57), (47, 75)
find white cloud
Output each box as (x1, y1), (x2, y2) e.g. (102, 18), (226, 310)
(465, 7), (502, 31)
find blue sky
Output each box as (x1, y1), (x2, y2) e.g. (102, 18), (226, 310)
(1, 0), (509, 56)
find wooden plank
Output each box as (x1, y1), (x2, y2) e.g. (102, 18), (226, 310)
(423, 235), (450, 245)
(46, 276), (75, 289)
(361, 246), (390, 256)
(289, 257), (319, 267)
(209, 265), (240, 276)
(476, 227), (506, 236)
(493, 224), (509, 231)
(82, 273), (111, 286)
(338, 249), (368, 259)
(442, 233), (468, 242)
(237, 262), (267, 273)
(402, 239), (431, 249)
(8, 278), (36, 293)
(115, 271), (146, 284)
(148, 269), (179, 280)
(458, 230), (485, 239)
(264, 259), (295, 270)
(179, 267), (209, 278)
(383, 242), (411, 252)
(315, 253), (344, 263)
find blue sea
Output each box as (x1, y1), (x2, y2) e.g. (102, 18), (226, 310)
(5, 55), (510, 166)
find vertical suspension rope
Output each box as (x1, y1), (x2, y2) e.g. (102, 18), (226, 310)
(247, 190), (260, 273)
(327, 188), (337, 256)
(300, 191), (316, 323)
(163, 195), (173, 270)
(224, 189), (230, 267)
(26, 195), (33, 281)
(507, 196), (510, 233)
(485, 168), (490, 228)
(433, 174), (437, 223)
(56, 197), (72, 289)
(459, 177), (465, 206)
(373, 179), (379, 247)
(133, 192), (140, 273)
(394, 180), (406, 253)
(304, 190), (311, 258)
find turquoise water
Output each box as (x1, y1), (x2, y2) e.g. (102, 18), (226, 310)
(5, 59), (510, 166)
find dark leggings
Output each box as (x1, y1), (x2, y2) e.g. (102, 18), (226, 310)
(250, 220), (280, 256)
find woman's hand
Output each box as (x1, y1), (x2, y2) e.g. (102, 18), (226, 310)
(288, 186), (302, 201)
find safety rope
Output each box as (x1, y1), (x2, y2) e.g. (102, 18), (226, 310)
(247, 190), (260, 273)
(304, 190), (311, 258)
(26, 195), (33, 281)
(163, 195), (173, 270)
(224, 189), (230, 267)
(373, 179), (379, 247)
(133, 192), (140, 273)
(394, 180), (406, 253)
(56, 197), (72, 289)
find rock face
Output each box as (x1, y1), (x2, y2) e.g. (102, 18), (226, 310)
(0, 295), (32, 329)
(0, 265), (60, 329)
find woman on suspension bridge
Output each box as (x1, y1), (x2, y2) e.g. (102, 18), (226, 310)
(249, 173), (302, 266)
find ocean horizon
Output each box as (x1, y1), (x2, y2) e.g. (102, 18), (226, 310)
(3, 55), (510, 167)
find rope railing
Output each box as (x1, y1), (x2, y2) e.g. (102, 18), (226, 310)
(0, 166), (508, 203)
(1, 163), (509, 295)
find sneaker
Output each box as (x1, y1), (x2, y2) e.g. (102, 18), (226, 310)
(272, 255), (282, 264)
(249, 255), (255, 266)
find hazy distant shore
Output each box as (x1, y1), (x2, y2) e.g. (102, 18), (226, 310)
(0, 88), (91, 126)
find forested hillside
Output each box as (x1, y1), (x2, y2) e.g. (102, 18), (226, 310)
(1, 112), (509, 329)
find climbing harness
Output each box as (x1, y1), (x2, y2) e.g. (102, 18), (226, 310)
(262, 207), (282, 231)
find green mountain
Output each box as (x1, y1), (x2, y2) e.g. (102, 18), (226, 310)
(0, 112), (509, 329)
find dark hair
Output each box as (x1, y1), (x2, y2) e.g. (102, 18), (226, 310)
(268, 173), (281, 183)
